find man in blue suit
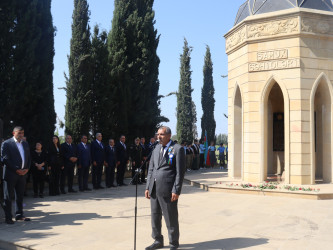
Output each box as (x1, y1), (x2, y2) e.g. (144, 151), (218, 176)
(1, 126), (31, 224)
(91, 133), (105, 189)
(61, 135), (78, 193)
(105, 139), (117, 188)
(77, 135), (91, 191)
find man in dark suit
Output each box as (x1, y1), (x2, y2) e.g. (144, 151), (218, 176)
(145, 126), (186, 250)
(77, 135), (91, 191)
(105, 139), (117, 188)
(115, 135), (129, 186)
(60, 135), (78, 193)
(91, 133), (105, 189)
(1, 126), (31, 224)
(140, 137), (148, 183)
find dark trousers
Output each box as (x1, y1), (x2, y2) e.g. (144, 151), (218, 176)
(49, 167), (60, 195)
(219, 155), (225, 167)
(60, 168), (66, 192)
(32, 171), (45, 195)
(116, 162), (126, 185)
(141, 163), (147, 182)
(66, 165), (75, 191)
(150, 183), (179, 247)
(199, 154), (204, 168)
(3, 176), (26, 220)
(78, 166), (90, 190)
(92, 163), (103, 188)
(105, 165), (115, 187)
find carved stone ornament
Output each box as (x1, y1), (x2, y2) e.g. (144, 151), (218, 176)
(226, 26), (247, 51)
(301, 19), (331, 34)
(248, 18), (299, 38)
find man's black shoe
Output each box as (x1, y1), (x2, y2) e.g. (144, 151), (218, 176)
(122, 183), (128, 186)
(61, 190), (66, 194)
(84, 188), (92, 191)
(145, 241), (164, 250)
(97, 186), (105, 189)
(170, 246), (178, 250)
(111, 184), (117, 187)
(5, 218), (14, 224)
(15, 216), (31, 222)
(68, 189), (77, 193)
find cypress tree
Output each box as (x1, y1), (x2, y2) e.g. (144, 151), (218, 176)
(34, 0), (56, 145)
(0, 0), (16, 136)
(108, 0), (132, 139)
(0, 0), (56, 145)
(108, 0), (166, 142)
(176, 38), (193, 144)
(65, 0), (92, 143)
(201, 45), (216, 142)
(91, 25), (112, 141)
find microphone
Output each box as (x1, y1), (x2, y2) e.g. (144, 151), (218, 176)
(150, 140), (160, 148)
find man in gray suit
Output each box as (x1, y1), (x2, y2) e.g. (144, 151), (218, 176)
(1, 126), (31, 224)
(145, 126), (186, 250)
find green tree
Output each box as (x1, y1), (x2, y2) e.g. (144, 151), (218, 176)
(176, 38), (193, 144)
(34, 0), (56, 146)
(91, 25), (112, 142)
(0, 0), (56, 145)
(201, 45), (216, 143)
(65, 0), (92, 143)
(108, 0), (167, 142)
(0, 0), (16, 136)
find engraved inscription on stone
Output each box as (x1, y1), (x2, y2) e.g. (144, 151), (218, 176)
(249, 58), (300, 72)
(257, 49), (288, 62)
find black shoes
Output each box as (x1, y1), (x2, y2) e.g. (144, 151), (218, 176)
(61, 190), (66, 194)
(15, 216), (31, 222)
(170, 246), (178, 250)
(145, 241), (164, 250)
(84, 188), (92, 191)
(5, 218), (14, 224)
(68, 189), (77, 193)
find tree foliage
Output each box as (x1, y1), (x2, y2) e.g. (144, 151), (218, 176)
(0, 0), (56, 145)
(176, 38), (193, 144)
(90, 25), (113, 141)
(201, 45), (216, 143)
(65, 0), (92, 143)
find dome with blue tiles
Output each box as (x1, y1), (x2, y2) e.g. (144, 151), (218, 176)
(235, 0), (333, 25)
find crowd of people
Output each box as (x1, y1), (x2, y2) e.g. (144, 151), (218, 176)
(0, 126), (227, 224)
(180, 139), (228, 172)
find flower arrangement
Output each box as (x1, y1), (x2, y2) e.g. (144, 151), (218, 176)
(222, 181), (320, 192)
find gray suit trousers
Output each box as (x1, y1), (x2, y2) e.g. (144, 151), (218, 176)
(150, 183), (179, 247)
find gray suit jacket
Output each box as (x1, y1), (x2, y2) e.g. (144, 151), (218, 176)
(146, 141), (186, 197)
(1, 137), (31, 181)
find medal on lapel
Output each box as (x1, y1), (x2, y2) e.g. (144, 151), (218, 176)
(167, 147), (175, 164)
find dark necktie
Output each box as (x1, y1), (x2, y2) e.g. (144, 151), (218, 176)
(159, 146), (166, 162)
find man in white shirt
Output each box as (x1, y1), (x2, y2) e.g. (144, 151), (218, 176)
(1, 126), (31, 224)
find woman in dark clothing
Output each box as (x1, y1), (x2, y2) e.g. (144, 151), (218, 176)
(48, 135), (64, 196)
(31, 142), (47, 198)
(130, 137), (142, 184)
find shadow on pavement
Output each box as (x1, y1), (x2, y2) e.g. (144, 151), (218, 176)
(180, 237), (269, 250)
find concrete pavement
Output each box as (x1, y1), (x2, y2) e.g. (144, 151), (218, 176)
(0, 174), (333, 250)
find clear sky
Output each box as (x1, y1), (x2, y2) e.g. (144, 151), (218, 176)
(51, 0), (246, 137)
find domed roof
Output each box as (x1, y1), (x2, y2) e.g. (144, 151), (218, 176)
(235, 0), (333, 25)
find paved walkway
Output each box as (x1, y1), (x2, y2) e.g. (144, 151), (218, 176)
(0, 172), (333, 250)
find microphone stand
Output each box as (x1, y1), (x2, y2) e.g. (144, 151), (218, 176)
(130, 142), (159, 250)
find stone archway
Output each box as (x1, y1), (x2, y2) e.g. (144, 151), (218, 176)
(261, 77), (290, 183)
(311, 73), (333, 183)
(233, 84), (242, 179)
